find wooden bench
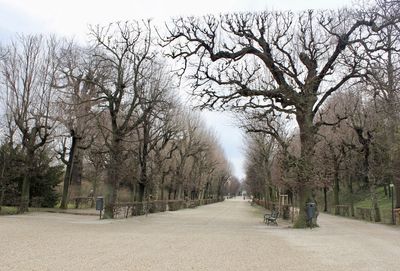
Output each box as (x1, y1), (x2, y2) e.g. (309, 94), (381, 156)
(264, 210), (280, 225)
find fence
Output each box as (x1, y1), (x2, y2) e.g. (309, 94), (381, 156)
(111, 198), (224, 219)
(252, 198), (292, 220)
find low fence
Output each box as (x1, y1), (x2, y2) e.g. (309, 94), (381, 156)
(252, 199), (292, 220)
(252, 199), (279, 211)
(112, 198), (223, 219)
(337, 206), (396, 224)
(69, 197), (94, 209)
(334, 205), (351, 216)
(356, 207), (374, 221)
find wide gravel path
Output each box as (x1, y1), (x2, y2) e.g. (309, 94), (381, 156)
(1, 198), (400, 271)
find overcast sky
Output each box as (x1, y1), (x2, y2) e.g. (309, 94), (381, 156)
(0, 0), (354, 179)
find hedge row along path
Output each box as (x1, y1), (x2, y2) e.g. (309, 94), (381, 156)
(1, 198), (400, 270)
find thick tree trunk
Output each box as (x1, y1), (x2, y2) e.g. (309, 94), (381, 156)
(138, 183), (145, 202)
(18, 174), (30, 213)
(60, 135), (78, 209)
(60, 161), (72, 209)
(294, 110), (318, 228)
(369, 175), (381, 222)
(103, 138), (122, 219)
(295, 185), (315, 228)
(18, 149), (34, 213)
(103, 181), (118, 218)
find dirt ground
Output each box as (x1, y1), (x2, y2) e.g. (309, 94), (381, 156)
(1, 198), (399, 271)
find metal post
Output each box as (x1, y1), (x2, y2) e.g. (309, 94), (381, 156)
(390, 183), (394, 225)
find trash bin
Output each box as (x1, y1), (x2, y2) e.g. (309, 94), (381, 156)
(306, 202), (316, 222)
(96, 197), (104, 211)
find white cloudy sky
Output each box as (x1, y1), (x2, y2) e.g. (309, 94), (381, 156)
(0, 0), (354, 179)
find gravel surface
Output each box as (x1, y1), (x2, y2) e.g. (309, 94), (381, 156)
(1, 198), (399, 271)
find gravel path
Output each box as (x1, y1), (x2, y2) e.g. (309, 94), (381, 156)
(1, 198), (399, 271)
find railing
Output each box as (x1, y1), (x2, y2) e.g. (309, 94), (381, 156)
(334, 205), (350, 216)
(69, 197), (94, 209)
(111, 198), (223, 219)
(356, 207), (373, 221)
(252, 198), (292, 220)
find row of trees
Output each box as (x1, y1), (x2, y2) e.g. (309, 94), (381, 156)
(0, 22), (232, 218)
(1, 0), (398, 228)
(239, 0), (400, 226)
(161, 0), (400, 227)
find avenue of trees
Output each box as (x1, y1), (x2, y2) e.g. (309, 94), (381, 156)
(238, 0), (400, 226)
(1, 0), (399, 228)
(162, 0), (400, 227)
(0, 23), (231, 218)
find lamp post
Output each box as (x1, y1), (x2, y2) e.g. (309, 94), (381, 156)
(390, 183), (394, 225)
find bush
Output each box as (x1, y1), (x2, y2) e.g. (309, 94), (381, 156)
(0, 144), (63, 208)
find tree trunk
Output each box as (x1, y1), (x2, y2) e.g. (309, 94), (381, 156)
(294, 110), (318, 228)
(138, 119), (150, 203)
(103, 181), (118, 218)
(90, 176), (98, 208)
(369, 175), (381, 222)
(264, 188), (268, 209)
(348, 176), (355, 217)
(60, 135), (78, 209)
(138, 183), (145, 202)
(177, 183), (183, 200)
(103, 137), (122, 219)
(160, 184), (164, 201)
(18, 174), (30, 213)
(323, 186), (328, 212)
(333, 166), (340, 214)
(395, 180), (400, 208)
(18, 149), (35, 213)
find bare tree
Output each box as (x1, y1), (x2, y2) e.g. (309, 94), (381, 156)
(86, 21), (164, 218)
(163, 6), (393, 227)
(54, 41), (100, 208)
(363, 0), (400, 207)
(0, 35), (58, 212)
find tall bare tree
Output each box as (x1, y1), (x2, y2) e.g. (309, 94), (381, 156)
(363, 0), (400, 207)
(163, 6), (394, 227)
(0, 35), (58, 212)
(54, 41), (100, 208)
(87, 21), (163, 218)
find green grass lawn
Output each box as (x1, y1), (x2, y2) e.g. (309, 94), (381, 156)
(355, 187), (393, 210)
(0, 206), (18, 215)
(318, 186), (396, 224)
